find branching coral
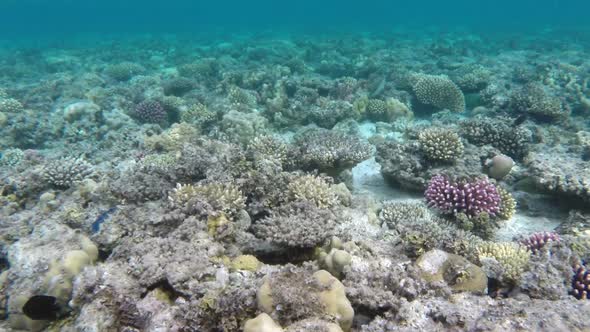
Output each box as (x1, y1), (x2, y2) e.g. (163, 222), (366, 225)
(287, 175), (340, 209)
(510, 83), (568, 121)
(418, 128), (464, 162)
(180, 103), (216, 127)
(252, 201), (338, 248)
(459, 117), (531, 160)
(572, 263), (590, 300)
(294, 129), (372, 174)
(379, 201), (432, 229)
(497, 187), (517, 220)
(477, 242), (531, 284)
(42, 156), (94, 188)
(425, 175), (501, 217)
(134, 100), (167, 123)
(411, 73), (465, 113)
(169, 183), (245, 216)
(520, 232), (560, 254)
(247, 135), (290, 166)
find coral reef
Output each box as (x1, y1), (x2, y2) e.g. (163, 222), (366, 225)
(1, 28), (590, 332)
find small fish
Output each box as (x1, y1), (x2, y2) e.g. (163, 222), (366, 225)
(513, 114), (527, 126)
(22, 295), (61, 321)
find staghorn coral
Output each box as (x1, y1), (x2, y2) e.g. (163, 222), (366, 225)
(252, 201), (338, 248)
(42, 156), (94, 188)
(425, 175), (501, 217)
(477, 242), (531, 284)
(294, 129), (372, 174)
(168, 182), (246, 216)
(410, 73), (465, 113)
(287, 175), (340, 209)
(418, 128), (464, 162)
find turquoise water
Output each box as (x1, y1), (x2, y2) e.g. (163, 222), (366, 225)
(1, 0), (589, 38)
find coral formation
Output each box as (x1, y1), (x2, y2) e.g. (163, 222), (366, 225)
(410, 73), (465, 113)
(42, 156), (94, 188)
(477, 242), (531, 284)
(294, 128), (372, 174)
(252, 201), (338, 248)
(425, 175), (501, 217)
(134, 100), (167, 123)
(418, 128), (464, 162)
(287, 174), (340, 209)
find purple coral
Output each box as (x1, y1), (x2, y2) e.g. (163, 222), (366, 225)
(572, 264), (590, 300)
(134, 100), (166, 123)
(520, 231), (560, 253)
(425, 174), (501, 217)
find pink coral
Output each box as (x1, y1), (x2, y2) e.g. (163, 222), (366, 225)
(520, 232), (560, 253)
(425, 175), (501, 217)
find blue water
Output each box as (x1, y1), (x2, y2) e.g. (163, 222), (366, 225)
(1, 0), (589, 40)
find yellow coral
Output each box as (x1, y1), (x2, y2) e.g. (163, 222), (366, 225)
(170, 183), (246, 215)
(477, 242), (530, 283)
(230, 255), (261, 272)
(497, 187), (517, 220)
(287, 175), (339, 209)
